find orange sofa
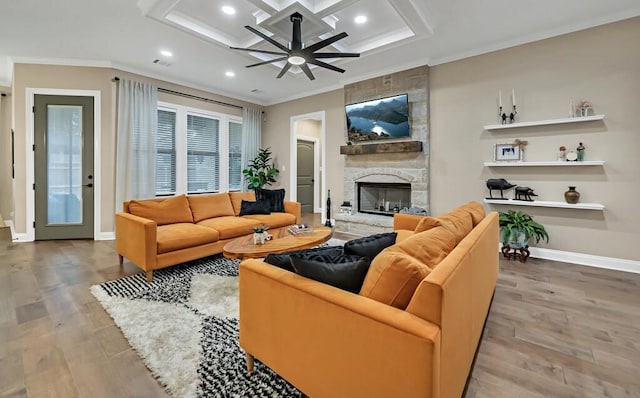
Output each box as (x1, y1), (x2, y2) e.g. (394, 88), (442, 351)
(239, 202), (498, 398)
(115, 192), (301, 281)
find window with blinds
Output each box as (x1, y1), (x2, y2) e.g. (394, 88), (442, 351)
(156, 109), (176, 195)
(187, 114), (219, 193)
(229, 121), (242, 191)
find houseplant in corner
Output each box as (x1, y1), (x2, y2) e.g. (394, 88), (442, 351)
(243, 147), (280, 190)
(499, 210), (549, 248)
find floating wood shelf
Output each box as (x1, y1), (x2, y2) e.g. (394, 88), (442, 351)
(484, 160), (605, 167)
(340, 140), (423, 155)
(484, 199), (604, 210)
(484, 114), (605, 131)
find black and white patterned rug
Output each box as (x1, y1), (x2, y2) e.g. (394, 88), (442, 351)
(91, 254), (302, 398)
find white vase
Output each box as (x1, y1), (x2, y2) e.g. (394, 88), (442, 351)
(581, 107), (589, 117)
(253, 232), (266, 245)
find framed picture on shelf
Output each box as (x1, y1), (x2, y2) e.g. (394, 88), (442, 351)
(494, 143), (523, 162)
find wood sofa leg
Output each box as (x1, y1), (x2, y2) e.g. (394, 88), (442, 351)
(246, 352), (255, 373)
(146, 270), (153, 283)
(118, 254), (124, 267)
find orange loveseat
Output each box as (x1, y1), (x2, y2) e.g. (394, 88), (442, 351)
(115, 192), (301, 282)
(239, 202), (498, 398)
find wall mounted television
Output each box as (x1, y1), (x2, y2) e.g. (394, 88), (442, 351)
(345, 93), (410, 143)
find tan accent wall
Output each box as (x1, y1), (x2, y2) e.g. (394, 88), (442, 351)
(0, 86), (11, 224)
(429, 17), (640, 261)
(263, 89), (345, 206)
(10, 64), (259, 236)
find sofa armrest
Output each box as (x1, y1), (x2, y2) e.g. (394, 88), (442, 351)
(115, 212), (158, 271)
(393, 213), (425, 231)
(283, 200), (301, 224)
(239, 260), (440, 398)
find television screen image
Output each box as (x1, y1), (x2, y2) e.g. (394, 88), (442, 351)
(345, 94), (410, 142)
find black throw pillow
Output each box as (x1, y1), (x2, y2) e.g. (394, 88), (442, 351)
(343, 232), (398, 259)
(265, 246), (345, 272)
(256, 188), (286, 212)
(239, 199), (271, 216)
(289, 256), (371, 293)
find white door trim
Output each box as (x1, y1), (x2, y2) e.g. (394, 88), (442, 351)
(26, 88), (102, 241)
(289, 111), (326, 220)
(296, 135), (321, 213)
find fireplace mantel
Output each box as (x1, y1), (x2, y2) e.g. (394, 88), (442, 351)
(340, 140), (423, 155)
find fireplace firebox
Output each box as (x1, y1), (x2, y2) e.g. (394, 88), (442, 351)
(357, 182), (411, 217)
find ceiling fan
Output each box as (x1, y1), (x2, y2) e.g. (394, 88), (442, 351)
(230, 12), (360, 80)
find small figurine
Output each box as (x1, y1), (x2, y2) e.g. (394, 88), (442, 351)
(486, 178), (516, 200)
(514, 186), (538, 201)
(558, 146), (566, 161)
(577, 142), (585, 161)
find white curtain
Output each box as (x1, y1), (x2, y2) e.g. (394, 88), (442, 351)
(241, 107), (262, 191)
(115, 79), (158, 210)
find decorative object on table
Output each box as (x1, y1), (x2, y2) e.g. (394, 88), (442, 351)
(514, 186), (538, 201)
(509, 89), (517, 123)
(557, 146), (567, 161)
(499, 210), (549, 263)
(486, 178), (516, 199)
(252, 226), (269, 245)
(577, 142), (585, 161)
(242, 147), (279, 190)
(399, 207), (428, 215)
(339, 201), (353, 215)
(325, 189), (332, 227)
(564, 186), (581, 204)
(575, 100), (592, 117)
(566, 150), (578, 161)
(494, 143), (523, 162)
(288, 224), (316, 236)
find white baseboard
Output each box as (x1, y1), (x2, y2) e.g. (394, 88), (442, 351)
(8, 227), (115, 242)
(95, 232), (115, 240)
(4, 220), (15, 239)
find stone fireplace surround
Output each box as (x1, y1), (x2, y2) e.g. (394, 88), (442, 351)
(334, 65), (430, 236)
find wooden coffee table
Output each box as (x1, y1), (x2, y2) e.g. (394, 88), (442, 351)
(223, 226), (333, 260)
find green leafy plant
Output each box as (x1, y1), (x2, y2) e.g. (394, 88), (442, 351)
(499, 210), (549, 246)
(252, 226), (269, 233)
(242, 147), (279, 190)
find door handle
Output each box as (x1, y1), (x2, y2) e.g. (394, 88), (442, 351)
(83, 183), (93, 188)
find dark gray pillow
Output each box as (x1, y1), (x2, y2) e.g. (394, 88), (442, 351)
(343, 232), (398, 258)
(289, 256), (371, 293)
(239, 199), (271, 216)
(265, 246), (345, 272)
(256, 188), (286, 212)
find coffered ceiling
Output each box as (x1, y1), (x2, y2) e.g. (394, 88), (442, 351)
(0, 0), (639, 105)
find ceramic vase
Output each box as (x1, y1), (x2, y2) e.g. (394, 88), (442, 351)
(253, 232), (266, 245)
(564, 186), (580, 204)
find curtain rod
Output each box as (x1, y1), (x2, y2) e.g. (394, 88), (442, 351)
(112, 77), (243, 110)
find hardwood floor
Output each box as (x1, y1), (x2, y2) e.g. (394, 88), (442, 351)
(1, 224), (639, 397)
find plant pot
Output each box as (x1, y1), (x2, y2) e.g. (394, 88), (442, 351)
(253, 232), (266, 245)
(564, 186), (580, 204)
(508, 230), (528, 248)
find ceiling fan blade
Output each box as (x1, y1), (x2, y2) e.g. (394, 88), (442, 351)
(244, 25), (290, 52)
(313, 52), (360, 59)
(308, 59), (345, 73)
(229, 47), (288, 56)
(277, 63), (292, 79)
(304, 32), (348, 53)
(299, 63), (315, 80)
(246, 57), (288, 68)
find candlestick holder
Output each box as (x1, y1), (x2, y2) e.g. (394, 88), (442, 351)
(509, 105), (517, 124)
(499, 106), (507, 124)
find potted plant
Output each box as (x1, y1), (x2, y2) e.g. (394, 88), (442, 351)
(252, 226), (269, 245)
(499, 210), (549, 248)
(243, 147), (279, 190)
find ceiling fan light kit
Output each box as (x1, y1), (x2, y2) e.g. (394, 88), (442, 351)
(230, 12), (360, 80)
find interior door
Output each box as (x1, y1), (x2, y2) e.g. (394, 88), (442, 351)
(34, 95), (94, 240)
(296, 140), (315, 214)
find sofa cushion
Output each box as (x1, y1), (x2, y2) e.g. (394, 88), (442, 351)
(197, 216), (262, 239)
(360, 226), (458, 309)
(343, 232), (397, 259)
(129, 194), (193, 226)
(229, 192), (256, 216)
(256, 188), (286, 212)
(290, 255), (371, 293)
(459, 201), (485, 226)
(413, 217), (443, 233)
(437, 210), (473, 245)
(242, 212), (296, 229)
(359, 249), (432, 309)
(239, 200), (271, 216)
(265, 246), (345, 272)
(157, 223), (220, 254)
(187, 193), (235, 222)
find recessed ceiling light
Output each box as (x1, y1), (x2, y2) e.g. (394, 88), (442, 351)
(225, 71), (236, 77)
(222, 5), (236, 15)
(160, 50), (173, 57)
(354, 15), (367, 24)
